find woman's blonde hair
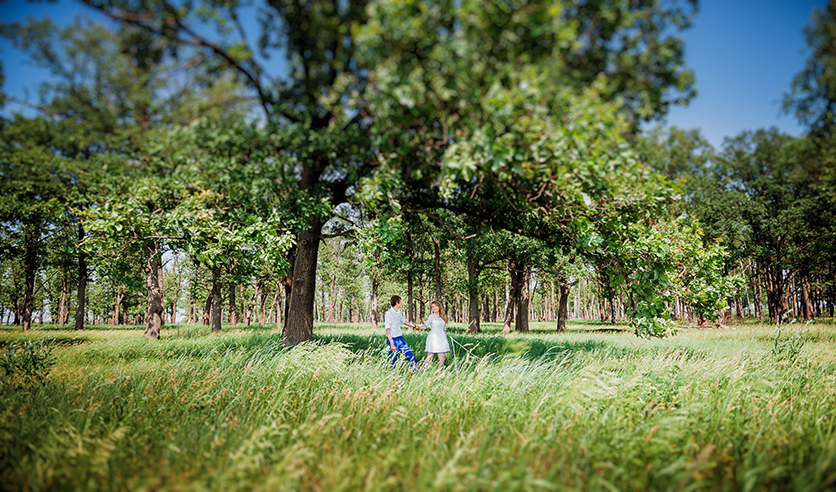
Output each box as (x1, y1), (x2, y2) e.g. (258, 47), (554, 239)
(430, 301), (448, 324)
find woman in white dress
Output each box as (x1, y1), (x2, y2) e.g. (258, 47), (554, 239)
(423, 301), (450, 368)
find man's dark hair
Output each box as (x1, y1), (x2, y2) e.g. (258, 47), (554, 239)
(390, 295), (401, 307)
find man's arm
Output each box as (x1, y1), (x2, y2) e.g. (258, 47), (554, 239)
(385, 328), (395, 351)
(401, 311), (422, 330)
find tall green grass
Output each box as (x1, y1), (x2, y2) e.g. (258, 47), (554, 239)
(1, 322), (835, 490)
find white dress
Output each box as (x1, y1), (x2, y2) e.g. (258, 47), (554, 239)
(424, 313), (450, 353)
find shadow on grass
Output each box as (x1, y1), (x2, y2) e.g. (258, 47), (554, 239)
(313, 332), (647, 362)
(0, 323), (282, 334)
(0, 335), (88, 349)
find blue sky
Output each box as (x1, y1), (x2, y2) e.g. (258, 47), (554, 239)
(0, 0), (827, 149)
(661, 0), (827, 147)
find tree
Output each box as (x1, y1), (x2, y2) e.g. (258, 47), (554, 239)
(81, 0), (698, 343)
(783, 0), (836, 135)
(698, 130), (832, 323)
(2, 12), (255, 317)
(0, 117), (71, 331)
(561, 0), (698, 123)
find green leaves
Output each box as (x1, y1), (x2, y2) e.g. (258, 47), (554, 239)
(596, 217), (742, 338)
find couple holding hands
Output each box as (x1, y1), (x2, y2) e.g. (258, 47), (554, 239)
(384, 295), (450, 369)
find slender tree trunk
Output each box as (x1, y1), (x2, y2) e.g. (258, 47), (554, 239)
(515, 261), (530, 333)
(202, 291), (212, 325)
(276, 289), (283, 330)
(240, 284), (246, 323)
(20, 223), (39, 332)
(283, 220), (323, 344)
(113, 287), (124, 325)
(58, 276), (68, 326)
(763, 264), (785, 323)
(407, 271), (415, 323)
(187, 284), (193, 324)
(556, 281), (571, 333)
(170, 286), (178, 325)
(467, 257), (481, 334)
(370, 268), (380, 329)
(210, 267), (222, 333)
(432, 238), (442, 301)
(281, 246), (296, 332)
(800, 268), (814, 320)
(574, 281), (580, 319)
(259, 287), (268, 325)
(228, 282), (238, 325)
(327, 273), (338, 323)
(143, 243), (164, 338)
(502, 256), (517, 333)
(74, 224), (87, 331)
(753, 261), (763, 320)
(158, 263), (164, 317)
(245, 282), (257, 326)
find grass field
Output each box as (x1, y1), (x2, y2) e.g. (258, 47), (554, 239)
(1, 320), (835, 491)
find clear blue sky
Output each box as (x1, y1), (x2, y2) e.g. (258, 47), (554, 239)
(0, 0), (827, 149)
(661, 0), (827, 147)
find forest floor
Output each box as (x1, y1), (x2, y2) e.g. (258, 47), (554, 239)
(1, 319), (835, 491)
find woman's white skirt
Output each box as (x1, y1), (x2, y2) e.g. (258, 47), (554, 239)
(425, 326), (450, 353)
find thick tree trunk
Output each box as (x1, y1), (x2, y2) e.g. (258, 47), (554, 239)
(210, 267), (222, 333)
(515, 261), (530, 333)
(282, 219), (323, 345)
(143, 243), (164, 338)
(467, 257), (481, 334)
(74, 224), (87, 331)
(228, 282), (238, 325)
(557, 281), (571, 333)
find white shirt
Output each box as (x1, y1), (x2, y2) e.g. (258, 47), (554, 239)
(384, 307), (407, 337)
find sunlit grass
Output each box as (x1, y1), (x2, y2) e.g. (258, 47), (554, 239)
(1, 320), (835, 490)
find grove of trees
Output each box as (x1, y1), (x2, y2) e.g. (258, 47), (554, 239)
(2, 0), (835, 341)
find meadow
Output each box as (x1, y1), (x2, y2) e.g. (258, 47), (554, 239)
(1, 319), (835, 491)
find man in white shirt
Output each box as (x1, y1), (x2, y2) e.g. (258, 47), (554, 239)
(384, 295), (423, 369)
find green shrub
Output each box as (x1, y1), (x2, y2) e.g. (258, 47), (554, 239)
(0, 336), (58, 386)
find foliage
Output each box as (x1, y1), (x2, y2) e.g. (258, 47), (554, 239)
(783, 0), (836, 134)
(0, 16), (251, 141)
(0, 336), (58, 386)
(598, 218), (742, 338)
